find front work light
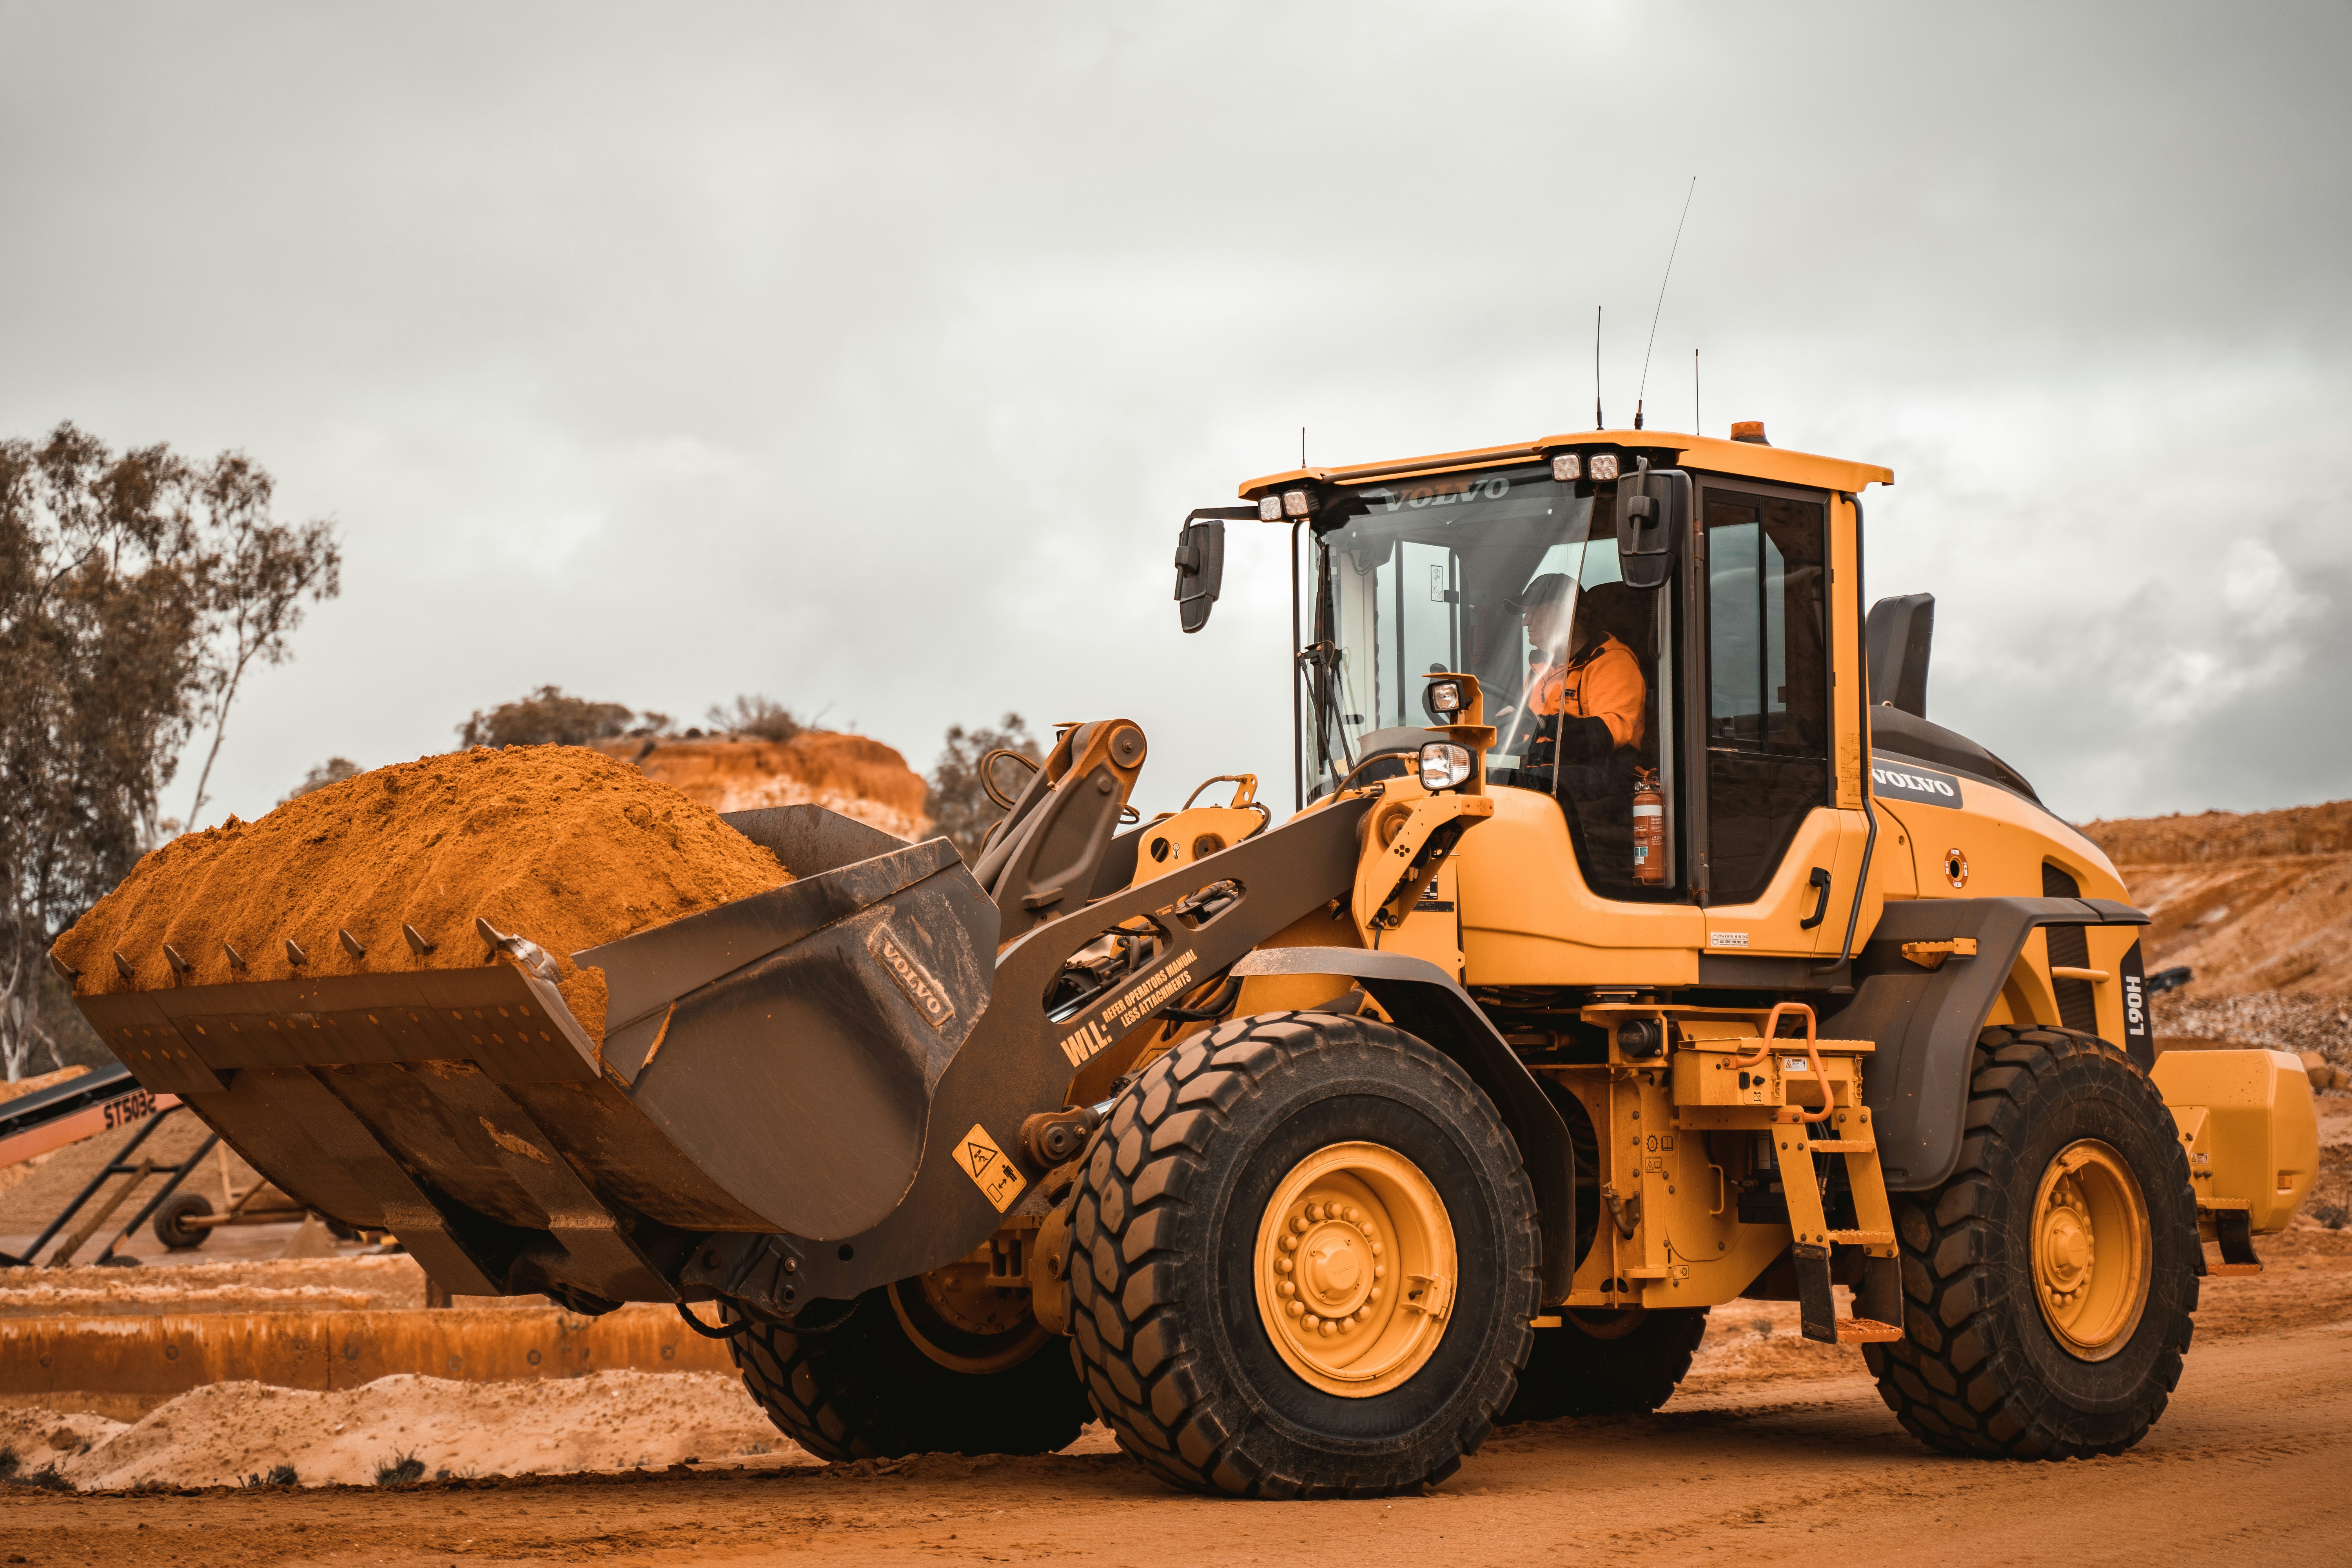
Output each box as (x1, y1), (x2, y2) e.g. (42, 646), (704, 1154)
(1550, 454), (1581, 482)
(1588, 453), (1621, 482)
(1259, 495), (1284, 521)
(1282, 488), (1312, 518)
(1418, 740), (1474, 791)
(1427, 680), (1463, 714)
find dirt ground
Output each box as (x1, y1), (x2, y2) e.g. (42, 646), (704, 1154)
(0, 1210), (2346, 1565)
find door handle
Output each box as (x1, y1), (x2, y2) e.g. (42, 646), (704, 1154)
(1799, 866), (1833, 929)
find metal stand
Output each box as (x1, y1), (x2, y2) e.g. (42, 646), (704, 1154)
(0, 1108), (218, 1268)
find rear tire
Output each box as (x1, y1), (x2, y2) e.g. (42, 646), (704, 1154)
(152, 1192), (213, 1251)
(1499, 1306), (1709, 1423)
(726, 1281), (1090, 1461)
(1864, 1026), (2198, 1459)
(1066, 1010), (1540, 1497)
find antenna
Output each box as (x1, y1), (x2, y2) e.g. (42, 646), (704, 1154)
(1693, 348), (1701, 438)
(1300, 427), (1306, 469)
(1633, 176), (1697, 432)
(1593, 307), (1603, 429)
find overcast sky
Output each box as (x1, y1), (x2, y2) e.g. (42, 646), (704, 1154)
(5, 2), (2347, 829)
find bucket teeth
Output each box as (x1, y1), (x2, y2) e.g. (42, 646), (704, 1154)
(339, 929), (367, 960)
(475, 917), (559, 983)
(48, 951), (79, 983)
(222, 940), (247, 970)
(112, 951), (134, 982)
(403, 924), (436, 956)
(285, 938), (308, 966)
(164, 944), (193, 975)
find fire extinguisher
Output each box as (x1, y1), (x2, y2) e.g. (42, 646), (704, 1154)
(1632, 767), (1666, 885)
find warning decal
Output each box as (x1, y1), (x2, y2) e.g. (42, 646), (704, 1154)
(957, 1122), (1027, 1213)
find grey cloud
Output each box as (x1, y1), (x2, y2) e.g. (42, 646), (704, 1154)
(1, 0), (2345, 823)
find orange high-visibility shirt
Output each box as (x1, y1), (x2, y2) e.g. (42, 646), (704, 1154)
(1528, 634), (1646, 751)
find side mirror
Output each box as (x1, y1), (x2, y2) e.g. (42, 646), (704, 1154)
(1173, 516), (1226, 633)
(1616, 458), (1690, 592)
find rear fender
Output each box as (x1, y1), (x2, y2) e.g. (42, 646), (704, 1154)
(1228, 946), (1574, 1303)
(1819, 896), (2151, 1192)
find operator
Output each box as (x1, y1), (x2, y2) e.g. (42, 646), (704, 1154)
(1515, 573), (1646, 793)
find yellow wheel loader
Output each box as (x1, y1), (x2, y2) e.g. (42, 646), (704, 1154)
(60, 424), (2318, 1494)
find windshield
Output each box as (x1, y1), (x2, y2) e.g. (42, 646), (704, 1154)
(1303, 458), (1679, 896)
(1307, 464), (1608, 782)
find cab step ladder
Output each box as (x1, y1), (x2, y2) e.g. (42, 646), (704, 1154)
(1771, 1103), (1904, 1345)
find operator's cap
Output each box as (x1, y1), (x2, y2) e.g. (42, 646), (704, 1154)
(1512, 572), (1576, 612)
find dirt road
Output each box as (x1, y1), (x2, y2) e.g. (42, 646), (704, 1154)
(5, 1303), (2347, 1566)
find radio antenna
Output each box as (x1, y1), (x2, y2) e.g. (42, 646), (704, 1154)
(1633, 176), (1697, 432)
(1593, 307), (1603, 429)
(1693, 348), (1701, 437)
(1300, 426), (1306, 469)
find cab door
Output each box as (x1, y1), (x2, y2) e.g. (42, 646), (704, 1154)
(1689, 480), (1846, 955)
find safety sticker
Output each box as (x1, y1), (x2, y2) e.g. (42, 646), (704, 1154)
(1784, 1056), (1811, 1074)
(957, 1122), (1027, 1213)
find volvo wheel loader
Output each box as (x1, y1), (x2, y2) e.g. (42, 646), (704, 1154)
(60, 423), (2319, 1495)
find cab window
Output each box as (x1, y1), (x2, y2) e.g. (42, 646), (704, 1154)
(1704, 488), (1830, 905)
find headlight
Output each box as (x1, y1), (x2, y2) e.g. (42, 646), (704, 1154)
(1282, 488), (1312, 518)
(1588, 453), (1621, 482)
(1426, 679), (1463, 714)
(1550, 454), (1581, 482)
(1258, 495), (1283, 521)
(1418, 740), (1473, 791)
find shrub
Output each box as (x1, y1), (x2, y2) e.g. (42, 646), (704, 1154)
(373, 1450), (425, 1488)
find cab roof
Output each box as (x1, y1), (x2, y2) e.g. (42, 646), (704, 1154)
(1238, 427), (1893, 501)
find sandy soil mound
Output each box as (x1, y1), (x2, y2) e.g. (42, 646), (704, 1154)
(2084, 797), (2352, 996)
(599, 731), (931, 845)
(0, 1370), (799, 1489)
(53, 746), (792, 1045)
(2088, 799), (2352, 866)
(0, 1254), (427, 1318)
(0, 1066), (87, 1107)
(2082, 797), (2352, 1075)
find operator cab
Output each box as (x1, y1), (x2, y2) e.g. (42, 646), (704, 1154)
(1209, 426), (1890, 919)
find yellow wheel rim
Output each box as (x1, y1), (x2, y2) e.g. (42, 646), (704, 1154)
(1253, 1142), (1456, 1398)
(2030, 1140), (2152, 1361)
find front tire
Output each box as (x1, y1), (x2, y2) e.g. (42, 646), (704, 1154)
(1864, 1026), (2198, 1459)
(1067, 1011), (1540, 1497)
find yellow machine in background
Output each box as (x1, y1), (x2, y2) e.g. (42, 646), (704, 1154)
(69, 421), (2316, 1495)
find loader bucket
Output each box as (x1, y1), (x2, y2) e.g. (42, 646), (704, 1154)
(70, 806), (998, 1301)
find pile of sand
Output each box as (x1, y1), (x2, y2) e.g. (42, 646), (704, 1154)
(0, 1370), (800, 1489)
(0, 1065), (88, 1106)
(597, 730), (933, 845)
(53, 746), (793, 1045)
(0, 1254), (428, 1318)
(2085, 798), (2352, 866)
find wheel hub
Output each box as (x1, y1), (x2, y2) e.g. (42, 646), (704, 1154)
(1255, 1142), (1456, 1397)
(2029, 1140), (2152, 1362)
